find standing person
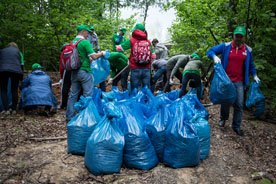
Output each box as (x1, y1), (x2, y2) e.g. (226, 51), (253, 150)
(20, 63), (57, 116)
(0, 42), (24, 114)
(152, 38), (169, 60)
(107, 52), (130, 91)
(163, 55), (190, 92)
(59, 43), (71, 109)
(116, 23), (156, 91)
(179, 53), (206, 100)
(207, 26), (260, 136)
(112, 27), (127, 52)
(66, 25), (105, 122)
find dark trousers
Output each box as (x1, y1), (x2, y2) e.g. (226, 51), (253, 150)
(163, 68), (183, 92)
(60, 70), (71, 108)
(179, 73), (201, 100)
(0, 72), (22, 111)
(99, 81), (106, 92)
(151, 65), (167, 92)
(112, 66), (130, 91)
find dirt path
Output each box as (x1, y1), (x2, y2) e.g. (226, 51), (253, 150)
(0, 73), (275, 184)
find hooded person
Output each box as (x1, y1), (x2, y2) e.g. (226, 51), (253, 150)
(20, 63), (57, 116)
(116, 23), (156, 91)
(112, 27), (127, 52)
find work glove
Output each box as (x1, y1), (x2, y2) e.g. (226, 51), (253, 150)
(101, 51), (106, 56)
(59, 79), (63, 86)
(254, 75), (260, 83)
(108, 78), (113, 84)
(97, 49), (100, 53)
(169, 78), (174, 85)
(213, 55), (221, 64)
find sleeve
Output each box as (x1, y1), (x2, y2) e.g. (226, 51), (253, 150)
(206, 43), (225, 59)
(119, 39), (131, 51)
(96, 36), (100, 51)
(20, 76), (30, 90)
(248, 51), (257, 76)
(110, 70), (116, 78)
(170, 57), (184, 79)
(82, 40), (95, 57)
(59, 54), (64, 79)
(19, 51), (24, 65)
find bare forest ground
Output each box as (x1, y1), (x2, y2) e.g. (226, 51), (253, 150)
(0, 72), (275, 184)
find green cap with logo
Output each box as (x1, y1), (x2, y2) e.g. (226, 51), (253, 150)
(120, 27), (126, 34)
(89, 26), (95, 30)
(77, 25), (92, 32)
(131, 24), (145, 32)
(234, 26), (246, 36)
(32, 63), (43, 70)
(191, 53), (200, 60)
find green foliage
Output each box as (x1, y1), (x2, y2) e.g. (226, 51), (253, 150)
(168, 0), (276, 95)
(0, 0), (135, 71)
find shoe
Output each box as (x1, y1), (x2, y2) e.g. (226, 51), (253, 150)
(218, 120), (226, 127)
(1, 110), (10, 115)
(233, 129), (244, 136)
(12, 110), (16, 115)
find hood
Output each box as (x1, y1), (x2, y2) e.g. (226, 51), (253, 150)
(32, 70), (46, 75)
(132, 29), (147, 40)
(156, 43), (167, 50)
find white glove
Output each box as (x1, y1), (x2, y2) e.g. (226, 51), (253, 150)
(254, 75), (260, 83)
(169, 78), (174, 84)
(108, 78), (113, 84)
(59, 79), (63, 85)
(101, 51), (106, 56)
(213, 55), (221, 64)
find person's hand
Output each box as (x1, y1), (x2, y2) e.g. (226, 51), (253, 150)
(169, 78), (174, 84)
(213, 55), (221, 64)
(254, 75), (260, 83)
(101, 51), (106, 56)
(59, 79), (63, 86)
(108, 78), (113, 84)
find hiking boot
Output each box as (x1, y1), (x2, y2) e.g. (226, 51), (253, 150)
(218, 120), (226, 127)
(233, 128), (244, 136)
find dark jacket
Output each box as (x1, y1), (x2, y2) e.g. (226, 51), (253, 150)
(0, 46), (23, 75)
(20, 70), (57, 108)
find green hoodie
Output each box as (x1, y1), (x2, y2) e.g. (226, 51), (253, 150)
(108, 52), (128, 78)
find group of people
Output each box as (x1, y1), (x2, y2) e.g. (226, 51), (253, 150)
(0, 24), (260, 136)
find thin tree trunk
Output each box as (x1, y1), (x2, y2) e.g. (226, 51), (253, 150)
(208, 28), (219, 45)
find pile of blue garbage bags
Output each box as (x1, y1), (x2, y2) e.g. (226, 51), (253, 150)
(67, 86), (211, 176)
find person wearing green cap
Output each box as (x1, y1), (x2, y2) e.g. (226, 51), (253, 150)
(179, 53), (206, 100)
(0, 42), (24, 115)
(112, 27), (127, 52)
(20, 62), (57, 116)
(207, 25), (260, 136)
(87, 26), (100, 52)
(66, 25), (105, 121)
(115, 23), (156, 91)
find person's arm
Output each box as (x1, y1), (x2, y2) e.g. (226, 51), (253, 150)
(19, 51), (24, 71)
(116, 39), (131, 52)
(199, 61), (206, 78)
(20, 76), (30, 90)
(150, 45), (156, 60)
(96, 35), (100, 52)
(206, 43), (225, 64)
(170, 57), (187, 79)
(248, 48), (257, 77)
(59, 55), (64, 79)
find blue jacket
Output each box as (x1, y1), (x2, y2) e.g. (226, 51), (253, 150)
(20, 70), (57, 108)
(207, 42), (257, 87)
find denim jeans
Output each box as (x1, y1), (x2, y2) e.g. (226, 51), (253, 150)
(220, 81), (244, 130)
(179, 73), (201, 100)
(112, 66), (130, 91)
(66, 70), (93, 120)
(151, 65), (167, 92)
(130, 69), (151, 91)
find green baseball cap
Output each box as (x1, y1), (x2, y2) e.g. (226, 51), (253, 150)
(32, 63), (43, 70)
(77, 25), (92, 32)
(89, 26), (95, 30)
(191, 53), (200, 60)
(234, 26), (246, 36)
(131, 24), (145, 32)
(120, 27), (126, 34)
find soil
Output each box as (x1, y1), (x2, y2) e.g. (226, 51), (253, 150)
(0, 72), (275, 184)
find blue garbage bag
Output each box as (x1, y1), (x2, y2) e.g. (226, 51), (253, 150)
(0, 78), (12, 111)
(246, 81), (265, 108)
(164, 90), (179, 101)
(187, 83), (204, 99)
(182, 94), (209, 120)
(146, 96), (172, 162)
(163, 100), (200, 168)
(67, 97), (101, 155)
(102, 86), (130, 102)
(210, 63), (236, 104)
(20, 70), (57, 109)
(85, 102), (124, 175)
(254, 100), (265, 117)
(91, 50), (110, 85)
(117, 100), (158, 170)
(191, 115), (210, 160)
(135, 87), (157, 118)
(92, 87), (104, 117)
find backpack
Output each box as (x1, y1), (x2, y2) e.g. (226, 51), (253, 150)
(61, 39), (84, 71)
(132, 40), (152, 65)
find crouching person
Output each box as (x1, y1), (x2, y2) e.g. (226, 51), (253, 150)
(20, 63), (57, 116)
